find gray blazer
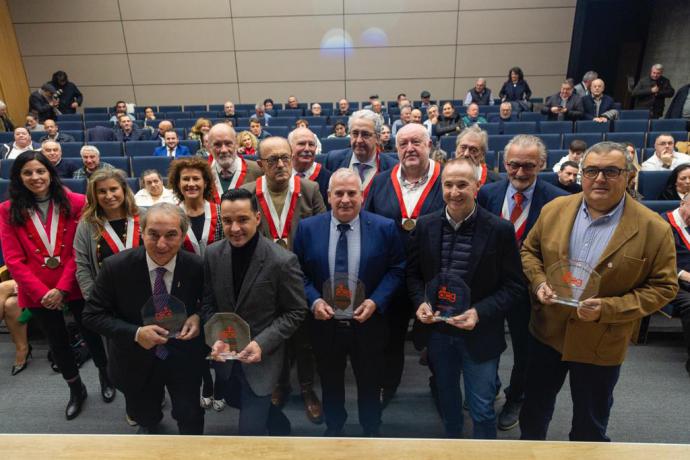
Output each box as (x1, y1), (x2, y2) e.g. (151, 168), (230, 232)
(200, 234), (308, 396)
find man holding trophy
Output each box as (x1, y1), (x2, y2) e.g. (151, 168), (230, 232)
(520, 141), (678, 441)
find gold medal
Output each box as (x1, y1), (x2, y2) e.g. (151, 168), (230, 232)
(45, 256), (60, 269)
(276, 239), (288, 249)
(402, 218), (416, 231)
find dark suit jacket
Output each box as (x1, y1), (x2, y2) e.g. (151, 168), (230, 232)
(153, 145), (191, 157)
(321, 148), (398, 172)
(541, 93), (584, 121)
(39, 132), (76, 143)
(477, 178), (569, 243)
(28, 91), (56, 122)
(666, 84), (690, 119)
(82, 247), (205, 394)
(582, 94), (616, 120)
(407, 207), (527, 362)
(297, 164), (332, 209)
(632, 75), (675, 118)
(200, 235), (308, 396)
(86, 126), (116, 142)
(115, 128), (149, 142)
(293, 211), (406, 350)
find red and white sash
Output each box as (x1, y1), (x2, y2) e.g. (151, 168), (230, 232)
(180, 201), (218, 255)
(256, 175), (300, 244)
(479, 163), (488, 186)
(27, 201), (65, 265)
(501, 192), (530, 241)
(211, 156), (247, 204)
(101, 215), (141, 253)
(668, 208), (690, 250)
(308, 162), (322, 181)
(390, 161), (440, 225)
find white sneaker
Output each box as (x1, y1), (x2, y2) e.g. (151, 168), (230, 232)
(126, 414), (138, 427)
(212, 398), (226, 412)
(200, 396), (213, 409)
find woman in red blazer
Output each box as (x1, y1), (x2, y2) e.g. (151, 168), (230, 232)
(0, 150), (105, 420)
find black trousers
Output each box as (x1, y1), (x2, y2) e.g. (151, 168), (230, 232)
(519, 334), (621, 441)
(381, 293), (411, 391)
(670, 284), (690, 356)
(503, 300), (531, 402)
(277, 321), (316, 389)
(315, 321), (384, 434)
(31, 299), (108, 381)
(124, 355), (204, 434)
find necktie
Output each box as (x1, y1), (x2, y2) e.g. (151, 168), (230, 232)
(335, 223), (349, 276)
(355, 163), (370, 183)
(510, 192), (524, 226)
(153, 266), (169, 360)
(168, 149), (174, 157)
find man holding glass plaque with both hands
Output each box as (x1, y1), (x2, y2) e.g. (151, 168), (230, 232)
(520, 141), (678, 442)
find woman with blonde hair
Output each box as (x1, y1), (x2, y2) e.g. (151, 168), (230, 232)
(237, 130), (258, 156)
(188, 117), (212, 141)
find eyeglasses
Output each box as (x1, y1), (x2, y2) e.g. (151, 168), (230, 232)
(350, 130), (375, 140)
(457, 144), (481, 155)
(582, 167), (627, 179)
(261, 155), (291, 167)
(506, 161), (538, 172)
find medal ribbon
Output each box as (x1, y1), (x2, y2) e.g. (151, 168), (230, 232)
(256, 175), (300, 241)
(360, 155), (381, 200)
(390, 161), (440, 221)
(27, 201), (65, 259)
(212, 156), (247, 204)
(101, 215), (141, 254)
(181, 201), (217, 255)
(480, 163), (488, 186)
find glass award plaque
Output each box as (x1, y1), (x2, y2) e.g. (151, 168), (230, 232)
(424, 273), (471, 323)
(323, 273), (366, 320)
(545, 260), (600, 307)
(204, 312), (251, 361)
(141, 294), (188, 339)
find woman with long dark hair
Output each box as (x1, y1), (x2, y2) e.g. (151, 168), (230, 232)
(499, 66), (533, 111)
(661, 163), (690, 200)
(435, 102), (464, 137)
(0, 151), (104, 419)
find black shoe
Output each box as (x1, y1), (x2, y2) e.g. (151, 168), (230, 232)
(98, 367), (116, 403)
(324, 427), (343, 437)
(380, 387), (396, 408)
(267, 406), (292, 436)
(362, 427), (380, 437)
(66, 380), (87, 420)
(136, 424), (160, 435)
(498, 400), (522, 431)
(11, 345), (32, 376)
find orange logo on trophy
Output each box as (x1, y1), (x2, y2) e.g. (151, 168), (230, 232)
(219, 325), (238, 350)
(561, 271), (583, 287)
(154, 305), (173, 322)
(335, 284), (352, 299)
(437, 286), (457, 303)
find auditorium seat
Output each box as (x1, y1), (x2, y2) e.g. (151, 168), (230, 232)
(575, 120), (610, 133)
(619, 110), (650, 120)
(303, 116), (326, 126)
(85, 120), (112, 129)
(606, 132), (646, 150)
(614, 119), (648, 132)
(537, 172), (559, 186)
(89, 142), (123, 157)
(265, 126), (288, 137)
(481, 123), (501, 135)
(0, 159), (14, 179)
(83, 113), (111, 121)
(29, 132), (44, 142)
(175, 119), (196, 129)
(646, 131), (689, 148)
(485, 150), (497, 169)
(0, 178), (8, 201)
(236, 104), (256, 112)
(320, 137), (350, 153)
(57, 121), (84, 131)
(125, 141), (161, 157)
(193, 111), (219, 119)
(126, 177), (140, 193)
(57, 114), (82, 122)
(317, 102), (334, 110)
(62, 178), (87, 194)
(0, 132), (13, 143)
(84, 107), (108, 114)
(537, 134), (562, 150)
(328, 116), (348, 126)
(63, 130), (85, 142)
(135, 105), (157, 114)
(439, 136), (456, 154)
(276, 109), (304, 117)
(642, 200), (678, 213)
(563, 133), (604, 148)
(488, 134), (513, 152)
(547, 150), (568, 168)
(519, 112), (545, 122)
(61, 142), (86, 157)
(208, 104), (224, 112)
(268, 117), (297, 127)
(638, 171), (672, 200)
(180, 140), (200, 153)
(159, 105), (182, 113)
(131, 156), (173, 178)
(539, 121), (572, 134)
(502, 122), (537, 135)
(183, 105), (207, 112)
(164, 111), (192, 120)
(102, 157), (131, 176)
(651, 119), (688, 132)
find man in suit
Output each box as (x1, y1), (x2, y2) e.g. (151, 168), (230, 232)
(294, 168), (405, 437)
(488, 102), (518, 124)
(241, 136), (326, 423)
(83, 203), (206, 434)
(115, 114), (148, 142)
(477, 134), (568, 431)
(322, 110), (398, 200)
(541, 80), (584, 121)
(632, 63), (675, 119)
(454, 125), (501, 187)
(153, 131), (191, 158)
(151, 120), (174, 146)
(409, 157), (526, 438)
(39, 119), (75, 143)
(85, 125), (116, 142)
(574, 70), (598, 97)
(207, 123), (262, 203)
(582, 79), (618, 122)
(204, 188), (308, 435)
(289, 126), (332, 205)
(520, 141), (678, 441)
(41, 140), (79, 178)
(364, 122), (445, 405)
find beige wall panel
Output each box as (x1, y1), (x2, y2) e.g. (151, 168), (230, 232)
(129, 52), (237, 85)
(454, 75), (566, 100)
(124, 19), (234, 53)
(23, 54), (131, 87)
(134, 84), (240, 106)
(233, 15), (341, 51)
(79, 86), (136, 108)
(230, 0), (342, 17)
(345, 79), (454, 103)
(15, 22), (125, 56)
(457, 8), (575, 44)
(346, 12), (456, 48)
(346, 46), (455, 80)
(238, 81), (346, 105)
(236, 50), (344, 82)
(459, 0), (576, 10)
(345, 0), (458, 14)
(8, 0), (120, 23)
(455, 42), (570, 77)
(119, 0), (230, 20)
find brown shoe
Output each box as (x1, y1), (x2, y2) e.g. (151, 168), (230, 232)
(271, 386), (289, 408)
(301, 387), (323, 424)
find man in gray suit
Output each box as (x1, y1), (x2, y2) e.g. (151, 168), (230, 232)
(203, 188), (308, 436)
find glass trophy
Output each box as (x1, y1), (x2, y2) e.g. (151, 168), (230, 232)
(424, 273), (471, 323)
(204, 312), (251, 361)
(141, 294), (189, 339)
(323, 273), (366, 320)
(545, 260), (601, 307)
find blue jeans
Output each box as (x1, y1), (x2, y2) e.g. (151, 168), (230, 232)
(427, 331), (499, 439)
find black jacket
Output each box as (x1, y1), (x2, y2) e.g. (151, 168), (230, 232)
(666, 84), (690, 120)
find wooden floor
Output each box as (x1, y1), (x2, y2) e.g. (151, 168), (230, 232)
(3, 434), (690, 460)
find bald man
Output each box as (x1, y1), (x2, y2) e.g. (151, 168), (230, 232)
(289, 127), (332, 205)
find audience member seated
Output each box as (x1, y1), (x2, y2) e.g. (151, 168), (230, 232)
(263, 98), (274, 111)
(133, 169), (176, 207)
(287, 95), (300, 109)
(28, 83), (59, 122)
(391, 105), (412, 137)
(624, 143), (644, 201)
(541, 80), (584, 121)
(196, 133), (210, 159)
(642, 133), (690, 171)
(552, 139), (587, 172)
(188, 118), (211, 141)
(454, 125), (500, 186)
(556, 160), (582, 194)
(72, 145), (115, 179)
(327, 121), (348, 139)
(489, 102), (517, 123)
(0, 100), (15, 132)
(251, 102), (272, 125)
(336, 98), (351, 116)
(582, 79), (618, 122)
(86, 125), (116, 142)
(237, 130), (258, 156)
(39, 119), (75, 143)
(379, 124), (393, 151)
(153, 130), (191, 158)
(309, 103), (323, 116)
(1, 127), (40, 159)
(151, 119), (173, 145)
(142, 107), (157, 128)
(108, 100), (134, 125)
(42, 139), (78, 178)
(632, 63), (675, 119)
(410, 108), (423, 125)
(464, 78), (494, 106)
(223, 101), (236, 120)
(295, 118), (309, 129)
(462, 103), (487, 127)
(0, 279), (31, 376)
(435, 101), (464, 137)
(396, 93), (409, 109)
(499, 66), (532, 111)
(573, 70), (598, 97)
(419, 90), (432, 108)
(25, 114), (43, 132)
(666, 81), (690, 123)
(423, 104), (439, 136)
(250, 118), (271, 140)
(114, 114), (148, 142)
(660, 164), (690, 200)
